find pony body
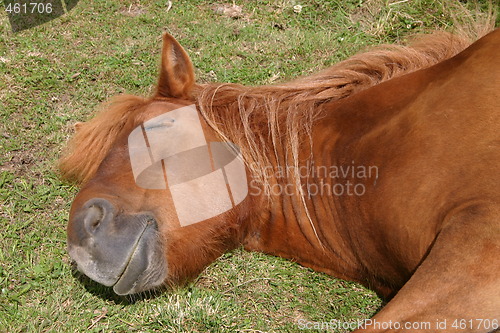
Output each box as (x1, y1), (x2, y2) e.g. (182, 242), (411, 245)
(60, 29), (499, 331)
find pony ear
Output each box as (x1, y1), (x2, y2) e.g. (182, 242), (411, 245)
(156, 33), (195, 99)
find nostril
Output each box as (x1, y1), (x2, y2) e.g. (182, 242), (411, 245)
(84, 205), (104, 233)
(82, 198), (115, 235)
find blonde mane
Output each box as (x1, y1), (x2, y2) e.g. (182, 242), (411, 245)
(194, 25), (494, 246)
(195, 30), (483, 197)
(59, 26), (493, 186)
(59, 95), (148, 184)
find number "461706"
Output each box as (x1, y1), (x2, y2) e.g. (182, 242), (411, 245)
(5, 2), (53, 14)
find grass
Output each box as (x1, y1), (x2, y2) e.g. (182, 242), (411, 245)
(0, 0), (497, 332)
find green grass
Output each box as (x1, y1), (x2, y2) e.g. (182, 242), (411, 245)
(0, 0), (497, 332)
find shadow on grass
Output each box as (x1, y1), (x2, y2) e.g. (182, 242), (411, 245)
(70, 263), (166, 305)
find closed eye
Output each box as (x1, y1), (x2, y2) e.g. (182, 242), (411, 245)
(144, 118), (175, 131)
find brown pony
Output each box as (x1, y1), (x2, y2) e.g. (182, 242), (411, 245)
(60, 27), (499, 332)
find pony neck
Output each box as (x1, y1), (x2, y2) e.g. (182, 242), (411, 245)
(227, 99), (365, 286)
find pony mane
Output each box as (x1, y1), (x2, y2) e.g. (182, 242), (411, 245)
(195, 29), (487, 196)
(59, 95), (148, 184)
(195, 24), (494, 245)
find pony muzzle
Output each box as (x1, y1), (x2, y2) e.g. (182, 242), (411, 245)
(67, 198), (167, 295)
